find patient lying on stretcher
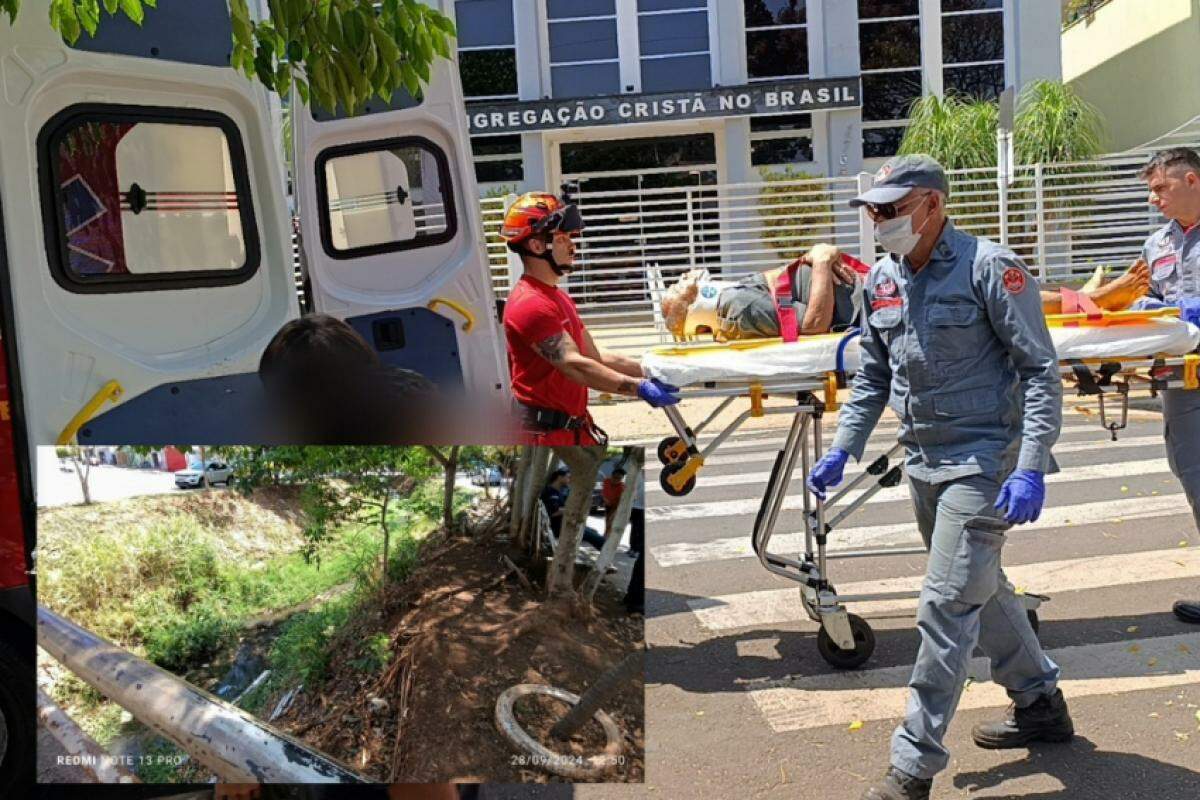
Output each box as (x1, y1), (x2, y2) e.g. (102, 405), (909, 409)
(661, 247), (1151, 342)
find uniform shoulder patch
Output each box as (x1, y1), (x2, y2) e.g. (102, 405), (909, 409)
(1002, 267), (1026, 294)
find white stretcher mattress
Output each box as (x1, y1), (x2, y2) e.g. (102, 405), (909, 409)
(643, 317), (1200, 388)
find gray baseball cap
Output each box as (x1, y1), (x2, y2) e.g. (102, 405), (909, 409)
(849, 154), (950, 208)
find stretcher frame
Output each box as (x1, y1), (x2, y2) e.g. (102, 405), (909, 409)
(655, 352), (1200, 669)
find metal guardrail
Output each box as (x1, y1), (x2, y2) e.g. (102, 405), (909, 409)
(37, 606), (370, 784)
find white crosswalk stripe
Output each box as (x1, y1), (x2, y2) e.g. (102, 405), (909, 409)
(652, 492), (1189, 567)
(689, 547), (1200, 631)
(648, 457), (1173, 519)
(647, 434), (1164, 474)
(649, 418), (1200, 737)
(748, 632), (1200, 733)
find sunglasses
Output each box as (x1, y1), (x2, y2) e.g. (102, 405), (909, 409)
(865, 192), (929, 221)
(531, 203), (586, 236)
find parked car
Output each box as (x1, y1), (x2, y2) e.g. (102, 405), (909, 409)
(471, 466), (504, 487)
(174, 460), (233, 489)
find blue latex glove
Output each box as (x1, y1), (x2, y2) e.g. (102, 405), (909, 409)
(637, 378), (680, 408)
(806, 447), (850, 500)
(1179, 297), (1200, 327)
(994, 469), (1046, 525)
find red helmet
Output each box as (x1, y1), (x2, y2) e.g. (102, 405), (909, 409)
(499, 192), (584, 244)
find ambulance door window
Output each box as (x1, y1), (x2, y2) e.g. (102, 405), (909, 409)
(316, 138), (456, 258)
(40, 106), (260, 293)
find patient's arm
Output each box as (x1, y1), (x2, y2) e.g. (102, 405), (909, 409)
(799, 249), (838, 335)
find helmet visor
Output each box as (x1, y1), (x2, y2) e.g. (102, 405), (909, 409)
(533, 203), (585, 236)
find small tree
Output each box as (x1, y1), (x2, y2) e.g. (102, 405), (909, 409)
(56, 445), (92, 505)
(545, 446), (604, 600)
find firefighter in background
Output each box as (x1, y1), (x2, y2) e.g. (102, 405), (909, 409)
(500, 192), (679, 445)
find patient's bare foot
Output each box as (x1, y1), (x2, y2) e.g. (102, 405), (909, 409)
(1087, 259), (1150, 311)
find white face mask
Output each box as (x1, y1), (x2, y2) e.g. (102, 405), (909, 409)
(875, 212), (926, 257)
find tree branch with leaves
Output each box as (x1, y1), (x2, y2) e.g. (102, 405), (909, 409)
(2, 0), (457, 116)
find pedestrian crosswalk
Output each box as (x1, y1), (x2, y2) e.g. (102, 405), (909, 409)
(648, 414), (1200, 737)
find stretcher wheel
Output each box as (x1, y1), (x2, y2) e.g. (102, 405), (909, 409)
(659, 462), (696, 497)
(656, 427), (695, 465)
(1026, 609), (1039, 635)
(816, 614), (875, 670)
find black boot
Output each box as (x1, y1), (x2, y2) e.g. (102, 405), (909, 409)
(861, 766), (932, 800)
(971, 688), (1074, 749)
(1173, 600), (1200, 624)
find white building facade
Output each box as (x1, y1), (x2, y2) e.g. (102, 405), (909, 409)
(454, 0), (1063, 195)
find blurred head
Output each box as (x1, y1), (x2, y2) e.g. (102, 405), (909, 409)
(612, 467), (626, 481)
(1140, 148), (1200, 226)
(259, 314), (438, 442)
(661, 269), (704, 339)
(549, 468), (570, 488)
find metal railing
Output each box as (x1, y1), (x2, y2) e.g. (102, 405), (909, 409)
(38, 606), (371, 784)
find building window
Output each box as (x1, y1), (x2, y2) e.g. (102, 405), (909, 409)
(455, 1), (523, 185)
(561, 134), (717, 175)
(40, 106), (260, 294)
(638, 0), (712, 92)
(858, 0), (922, 159)
(745, 1), (809, 81)
(547, 0), (621, 98)
(941, 0), (1005, 101)
(316, 138), (457, 259)
(470, 132), (524, 185)
(750, 113), (814, 166)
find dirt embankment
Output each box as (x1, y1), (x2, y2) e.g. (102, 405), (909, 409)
(37, 486), (307, 558)
(273, 531), (645, 784)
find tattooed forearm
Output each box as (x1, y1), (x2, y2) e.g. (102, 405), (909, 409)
(618, 379), (638, 395)
(535, 333), (566, 363)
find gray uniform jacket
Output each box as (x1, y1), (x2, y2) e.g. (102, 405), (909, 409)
(830, 221), (1063, 483)
(1135, 219), (1199, 307)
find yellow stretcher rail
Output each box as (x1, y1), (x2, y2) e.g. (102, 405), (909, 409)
(427, 297), (476, 332)
(56, 380), (124, 445)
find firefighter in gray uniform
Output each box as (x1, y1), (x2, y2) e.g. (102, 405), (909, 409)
(806, 155), (1072, 800)
(1131, 148), (1200, 624)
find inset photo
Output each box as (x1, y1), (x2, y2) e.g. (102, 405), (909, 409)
(35, 445), (644, 785)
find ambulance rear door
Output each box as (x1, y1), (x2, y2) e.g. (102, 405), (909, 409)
(293, 2), (507, 397)
(0, 2), (298, 446)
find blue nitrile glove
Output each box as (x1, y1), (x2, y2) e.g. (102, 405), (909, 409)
(1179, 297), (1200, 327)
(638, 378), (680, 408)
(806, 447), (850, 500)
(995, 469), (1046, 525)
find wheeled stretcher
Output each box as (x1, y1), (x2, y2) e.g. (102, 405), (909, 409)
(645, 309), (1200, 669)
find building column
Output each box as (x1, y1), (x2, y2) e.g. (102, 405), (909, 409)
(814, 0), (863, 178)
(514, 0), (550, 191)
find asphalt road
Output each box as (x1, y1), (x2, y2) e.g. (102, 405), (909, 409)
(36, 453), (181, 507)
(580, 408), (1200, 799)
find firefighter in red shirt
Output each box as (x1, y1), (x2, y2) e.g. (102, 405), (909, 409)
(500, 192), (679, 445)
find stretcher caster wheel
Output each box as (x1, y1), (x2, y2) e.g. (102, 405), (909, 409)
(659, 462), (696, 497)
(1026, 609), (1039, 635)
(816, 614), (875, 670)
(656, 428), (694, 464)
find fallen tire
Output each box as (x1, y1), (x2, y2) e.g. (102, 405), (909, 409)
(495, 684), (624, 781)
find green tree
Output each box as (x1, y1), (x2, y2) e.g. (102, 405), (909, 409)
(227, 446), (440, 582)
(1, 0), (457, 115)
(898, 80), (1106, 170)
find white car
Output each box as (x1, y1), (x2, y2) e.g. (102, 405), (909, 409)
(174, 461), (233, 489)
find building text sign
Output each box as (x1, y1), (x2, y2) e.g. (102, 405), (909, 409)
(467, 77), (862, 136)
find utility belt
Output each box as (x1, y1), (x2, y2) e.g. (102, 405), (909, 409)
(515, 402), (609, 445)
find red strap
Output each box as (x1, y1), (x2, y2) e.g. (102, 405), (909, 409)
(774, 258), (802, 342)
(1060, 287), (1103, 323)
(842, 254), (872, 275)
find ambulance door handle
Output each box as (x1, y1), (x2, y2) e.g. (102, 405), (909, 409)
(395, 186), (409, 205)
(427, 298), (475, 333)
(126, 183), (148, 215)
(57, 380), (124, 445)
